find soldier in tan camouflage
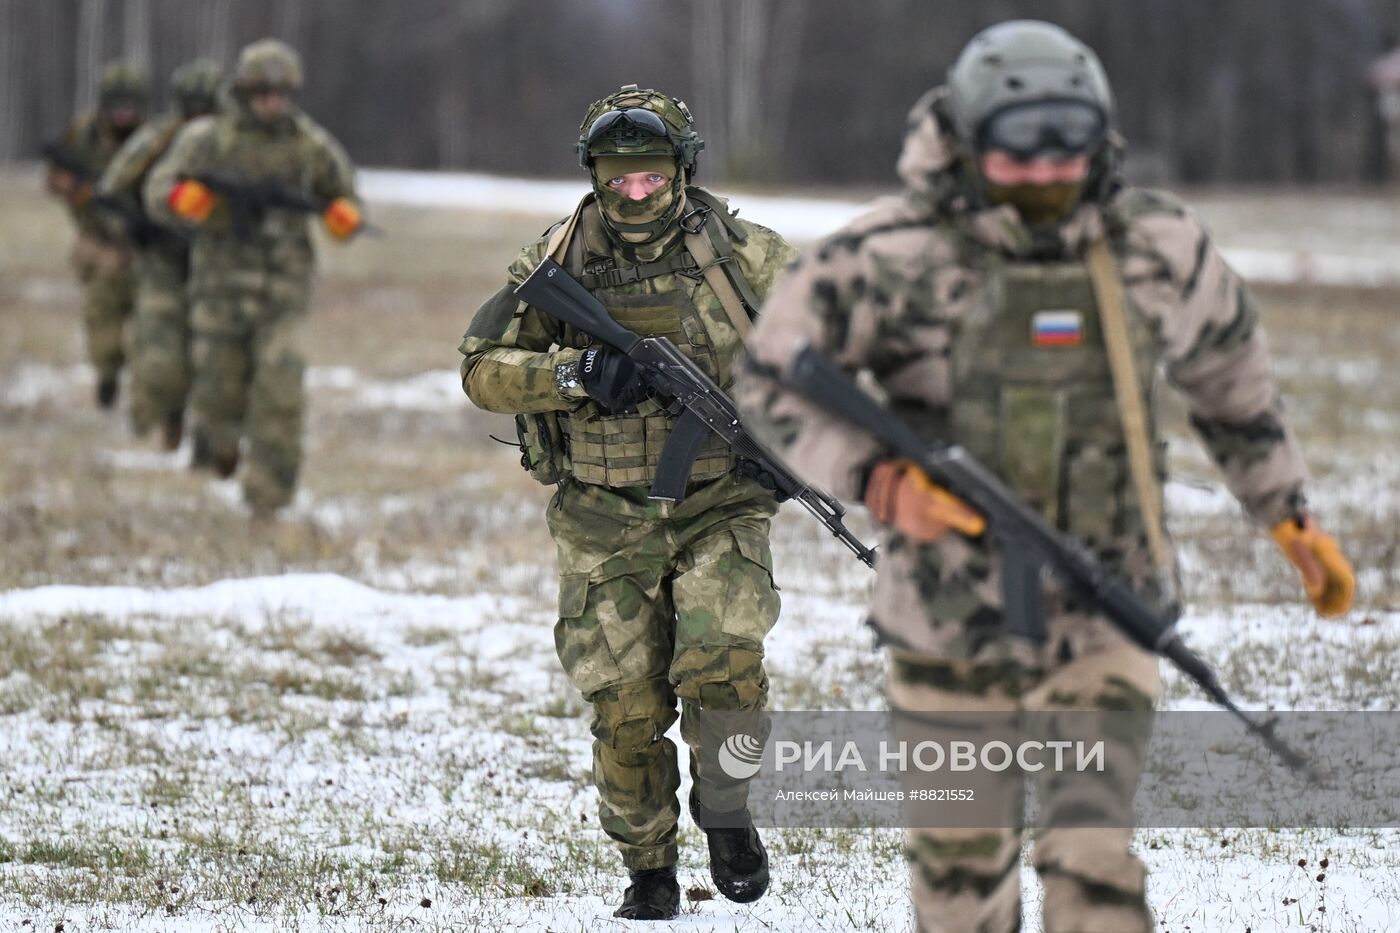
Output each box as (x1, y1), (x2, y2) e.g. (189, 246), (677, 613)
(459, 86), (799, 920)
(99, 59), (222, 451)
(144, 39), (363, 516)
(737, 21), (1355, 933)
(44, 61), (148, 409)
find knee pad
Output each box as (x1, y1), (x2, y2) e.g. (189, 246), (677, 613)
(591, 679), (677, 757)
(673, 646), (768, 711)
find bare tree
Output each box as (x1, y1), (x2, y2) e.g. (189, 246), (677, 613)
(690, 0), (809, 178)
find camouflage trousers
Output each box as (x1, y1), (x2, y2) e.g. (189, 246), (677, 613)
(547, 474), (781, 871)
(189, 279), (309, 514)
(71, 233), (135, 383)
(127, 248), (192, 435)
(886, 593), (1161, 933)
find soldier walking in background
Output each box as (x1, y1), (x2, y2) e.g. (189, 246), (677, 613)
(143, 39), (363, 517)
(460, 86), (798, 920)
(738, 21), (1355, 933)
(99, 59), (223, 453)
(43, 61), (148, 409)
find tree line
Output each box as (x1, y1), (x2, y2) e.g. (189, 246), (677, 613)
(2, 0), (1397, 186)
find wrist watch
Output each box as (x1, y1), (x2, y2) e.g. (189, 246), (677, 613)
(555, 359), (582, 396)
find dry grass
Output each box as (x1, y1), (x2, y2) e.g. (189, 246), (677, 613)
(3, 166), (1399, 929)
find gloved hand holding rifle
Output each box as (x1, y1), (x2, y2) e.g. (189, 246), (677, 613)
(514, 258), (874, 567)
(779, 345), (1355, 779)
(167, 170), (374, 242)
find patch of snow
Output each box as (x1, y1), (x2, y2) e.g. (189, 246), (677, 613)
(359, 168), (1400, 287)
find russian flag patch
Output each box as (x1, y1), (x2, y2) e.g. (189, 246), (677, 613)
(1031, 310), (1084, 347)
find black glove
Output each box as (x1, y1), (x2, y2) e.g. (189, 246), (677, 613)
(735, 458), (792, 502)
(580, 347), (651, 413)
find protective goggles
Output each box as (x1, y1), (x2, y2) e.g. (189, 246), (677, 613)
(585, 108), (670, 148)
(977, 100), (1107, 159)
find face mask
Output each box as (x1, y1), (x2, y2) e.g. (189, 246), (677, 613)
(984, 180), (1086, 226)
(596, 182), (685, 243)
(591, 153), (686, 247)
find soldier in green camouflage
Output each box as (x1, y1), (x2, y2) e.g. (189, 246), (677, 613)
(143, 39), (363, 516)
(737, 21), (1354, 933)
(44, 61), (148, 408)
(99, 59), (222, 451)
(459, 86), (799, 920)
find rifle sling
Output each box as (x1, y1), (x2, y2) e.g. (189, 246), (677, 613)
(1086, 238), (1172, 575)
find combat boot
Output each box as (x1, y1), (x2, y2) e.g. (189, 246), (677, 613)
(613, 865), (679, 920)
(161, 410), (184, 451)
(690, 790), (769, 903)
(213, 449), (239, 479)
(190, 431), (213, 471)
(96, 376), (118, 409)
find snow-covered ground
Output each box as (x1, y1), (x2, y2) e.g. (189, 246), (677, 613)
(4, 167), (1399, 930)
(359, 167), (1400, 288)
(4, 355), (1399, 932)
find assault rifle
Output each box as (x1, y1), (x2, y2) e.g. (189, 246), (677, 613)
(180, 170), (326, 241)
(93, 193), (183, 249)
(41, 141), (95, 183)
(781, 345), (1315, 777)
(179, 171), (380, 242)
(42, 141), (179, 248)
(514, 258), (875, 568)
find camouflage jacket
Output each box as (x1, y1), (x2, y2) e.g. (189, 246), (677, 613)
(53, 111), (141, 240)
(142, 103), (356, 251)
(460, 192), (797, 488)
(740, 88), (1307, 529)
(98, 113), (187, 254)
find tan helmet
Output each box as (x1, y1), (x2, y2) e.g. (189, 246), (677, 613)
(947, 20), (1113, 153)
(233, 38), (303, 94)
(98, 60), (149, 108)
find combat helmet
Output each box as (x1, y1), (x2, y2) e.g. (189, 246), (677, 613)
(98, 60), (149, 108)
(947, 20), (1114, 152)
(233, 38), (303, 95)
(170, 58), (223, 117)
(576, 85), (704, 178)
(945, 21), (1119, 218)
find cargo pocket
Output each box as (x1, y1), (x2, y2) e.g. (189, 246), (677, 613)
(719, 530), (782, 645)
(558, 572), (590, 619)
(554, 572), (620, 698)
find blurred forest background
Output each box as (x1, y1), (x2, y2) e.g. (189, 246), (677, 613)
(3, 0), (1400, 186)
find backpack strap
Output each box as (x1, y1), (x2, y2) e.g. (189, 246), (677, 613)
(546, 193), (592, 263)
(681, 189), (763, 338)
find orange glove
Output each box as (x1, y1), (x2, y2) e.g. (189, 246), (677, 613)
(322, 197), (362, 241)
(1270, 515), (1355, 618)
(168, 179), (216, 223)
(864, 459), (986, 543)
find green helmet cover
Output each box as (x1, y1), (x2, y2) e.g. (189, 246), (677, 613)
(576, 84), (704, 178)
(233, 38), (303, 94)
(171, 58), (223, 112)
(98, 60), (149, 107)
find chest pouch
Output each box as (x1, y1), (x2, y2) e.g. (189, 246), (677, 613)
(561, 289), (732, 489)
